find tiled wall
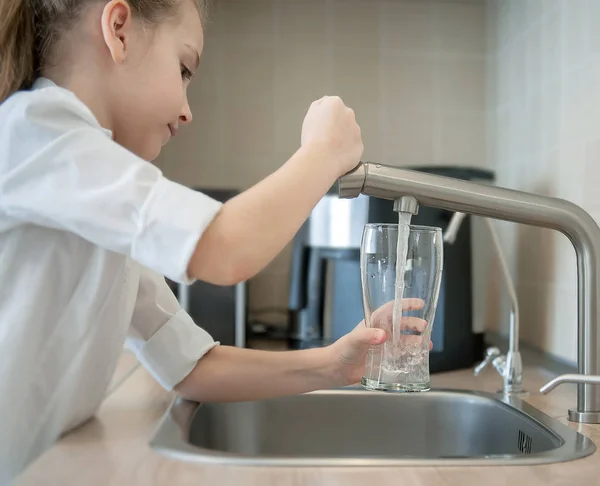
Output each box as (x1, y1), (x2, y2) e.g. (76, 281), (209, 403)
(486, 0), (600, 363)
(156, 0), (487, 322)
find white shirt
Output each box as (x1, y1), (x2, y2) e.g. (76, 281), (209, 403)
(0, 78), (222, 483)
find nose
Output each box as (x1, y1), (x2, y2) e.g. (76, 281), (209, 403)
(179, 98), (193, 125)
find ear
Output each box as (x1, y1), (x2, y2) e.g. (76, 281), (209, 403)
(100, 0), (134, 64)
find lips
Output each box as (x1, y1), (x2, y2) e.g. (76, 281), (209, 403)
(168, 124), (177, 138)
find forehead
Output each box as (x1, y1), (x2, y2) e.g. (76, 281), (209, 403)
(168, 0), (204, 51)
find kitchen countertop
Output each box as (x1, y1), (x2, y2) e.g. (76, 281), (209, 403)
(15, 351), (600, 486)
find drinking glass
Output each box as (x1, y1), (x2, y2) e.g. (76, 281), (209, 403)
(360, 223), (443, 392)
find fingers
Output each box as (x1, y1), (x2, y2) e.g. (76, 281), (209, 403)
(402, 298), (425, 311)
(355, 324), (433, 350)
(400, 316), (428, 333)
(371, 299), (425, 319)
(348, 326), (386, 349)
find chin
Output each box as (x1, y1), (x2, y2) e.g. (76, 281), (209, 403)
(138, 140), (163, 162)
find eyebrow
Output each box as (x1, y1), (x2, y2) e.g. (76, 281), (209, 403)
(185, 44), (200, 69)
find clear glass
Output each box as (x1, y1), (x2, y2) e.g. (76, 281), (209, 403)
(360, 223), (443, 392)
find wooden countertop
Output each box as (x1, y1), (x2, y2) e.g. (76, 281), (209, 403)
(15, 352), (600, 486)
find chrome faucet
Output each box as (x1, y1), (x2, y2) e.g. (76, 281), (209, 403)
(338, 162), (600, 424)
(442, 212), (526, 396)
(472, 216), (526, 397)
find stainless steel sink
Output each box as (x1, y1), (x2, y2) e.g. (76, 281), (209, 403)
(150, 388), (595, 466)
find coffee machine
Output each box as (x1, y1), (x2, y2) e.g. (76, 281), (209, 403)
(287, 186), (368, 348)
(287, 166), (494, 373)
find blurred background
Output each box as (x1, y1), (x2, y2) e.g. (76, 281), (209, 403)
(156, 0), (600, 369)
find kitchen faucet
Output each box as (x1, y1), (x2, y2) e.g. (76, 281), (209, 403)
(441, 212), (526, 397)
(441, 211), (526, 397)
(338, 162), (600, 424)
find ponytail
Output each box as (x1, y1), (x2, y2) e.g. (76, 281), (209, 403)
(0, 0), (36, 103)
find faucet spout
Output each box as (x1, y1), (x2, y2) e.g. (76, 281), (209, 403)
(339, 162), (600, 423)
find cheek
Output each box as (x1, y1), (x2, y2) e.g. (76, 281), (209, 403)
(151, 69), (185, 117)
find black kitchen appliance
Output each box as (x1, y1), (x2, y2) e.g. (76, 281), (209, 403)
(287, 166), (494, 373)
(171, 188), (247, 347)
(287, 186), (368, 348)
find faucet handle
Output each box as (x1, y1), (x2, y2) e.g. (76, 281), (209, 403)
(492, 354), (507, 376)
(474, 347), (502, 376)
(540, 374), (600, 394)
(541, 374), (600, 422)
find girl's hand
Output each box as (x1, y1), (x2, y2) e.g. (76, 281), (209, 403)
(324, 299), (432, 387)
(301, 96), (364, 175)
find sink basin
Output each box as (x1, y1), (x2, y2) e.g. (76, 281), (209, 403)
(150, 388), (595, 466)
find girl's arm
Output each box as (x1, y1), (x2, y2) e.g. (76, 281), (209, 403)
(173, 299), (430, 402)
(187, 96), (363, 285)
(174, 324), (384, 402)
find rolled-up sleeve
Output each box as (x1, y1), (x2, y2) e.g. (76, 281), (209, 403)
(126, 265), (219, 390)
(0, 88), (222, 283)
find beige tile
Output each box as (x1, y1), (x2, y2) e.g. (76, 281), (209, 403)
(564, 0), (589, 66)
(584, 137), (600, 208)
(439, 112), (486, 168)
(275, 0), (329, 48)
(508, 40), (527, 107)
(561, 77), (586, 146)
(541, 0), (561, 17)
(588, 0), (600, 57)
(505, 107), (529, 170)
(556, 140), (585, 206)
(490, 108), (510, 178)
(485, 108), (497, 169)
(544, 283), (578, 362)
(507, 0), (528, 38)
(485, 0), (499, 53)
(438, 57), (486, 114)
(273, 48), (331, 158)
(496, 0), (511, 49)
(580, 63), (600, 141)
(540, 8), (561, 88)
(514, 224), (555, 286)
(382, 110), (436, 168)
(516, 283), (545, 348)
(540, 147), (559, 174)
(161, 105), (222, 187)
(434, 1), (486, 55)
(526, 22), (543, 96)
(535, 148), (559, 197)
(380, 0), (436, 54)
(332, 48), (382, 162)
(539, 82), (562, 153)
(220, 45), (275, 102)
(381, 54), (436, 115)
(524, 0), (544, 27)
(486, 50), (498, 106)
(496, 48), (510, 106)
(219, 48), (275, 172)
(528, 94), (543, 162)
(330, 0), (381, 53)
(217, 0), (275, 50)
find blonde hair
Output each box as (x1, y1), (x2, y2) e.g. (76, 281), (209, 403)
(0, 0), (207, 103)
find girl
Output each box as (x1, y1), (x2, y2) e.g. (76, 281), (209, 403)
(0, 0), (404, 481)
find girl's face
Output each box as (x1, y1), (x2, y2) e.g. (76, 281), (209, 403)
(101, 0), (203, 160)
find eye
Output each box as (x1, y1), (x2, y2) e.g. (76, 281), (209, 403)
(181, 64), (193, 81)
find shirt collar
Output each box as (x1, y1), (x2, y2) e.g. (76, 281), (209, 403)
(31, 77), (113, 139)
(32, 77), (57, 91)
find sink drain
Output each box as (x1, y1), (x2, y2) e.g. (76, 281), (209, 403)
(518, 429), (533, 454)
